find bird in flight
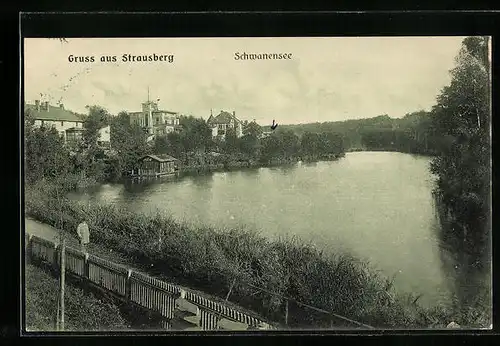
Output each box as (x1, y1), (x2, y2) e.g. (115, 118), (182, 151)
(271, 119), (278, 130)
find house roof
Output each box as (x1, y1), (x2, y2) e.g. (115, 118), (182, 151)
(26, 103), (84, 122)
(208, 111), (240, 125)
(139, 154), (179, 162)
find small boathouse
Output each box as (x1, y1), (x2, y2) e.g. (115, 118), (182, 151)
(135, 154), (179, 178)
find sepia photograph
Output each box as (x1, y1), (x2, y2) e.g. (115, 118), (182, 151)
(22, 36), (492, 332)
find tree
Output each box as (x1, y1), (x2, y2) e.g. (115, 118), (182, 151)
(279, 130), (300, 159)
(243, 121), (263, 138)
(239, 134), (260, 158)
(154, 135), (170, 154)
(224, 127), (239, 155)
(180, 117), (213, 152)
(25, 114), (71, 184)
(320, 132), (344, 155)
(78, 106), (112, 180)
(430, 36), (490, 255)
(82, 105), (110, 150)
(110, 111), (151, 175)
(260, 134), (283, 162)
(300, 132), (320, 158)
(166, 132), (184, 159)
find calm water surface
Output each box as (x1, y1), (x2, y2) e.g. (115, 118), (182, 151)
(68, 151), (462, 306)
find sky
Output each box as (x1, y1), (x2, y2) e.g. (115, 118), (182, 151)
(24, 37), (466, 125)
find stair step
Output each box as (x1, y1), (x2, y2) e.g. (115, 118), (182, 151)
(174, 309), (197, 319)
(182, 315), (200, 325)
(175, 298), (199, 314)
(169, 317), (199, 330)
(218, 318), (250, 330)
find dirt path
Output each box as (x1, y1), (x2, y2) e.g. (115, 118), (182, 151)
(25, 217), (144, 269)
(25, 218), (79, 246)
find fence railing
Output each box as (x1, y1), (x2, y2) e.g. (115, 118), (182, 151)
(25, 233), (275, 331)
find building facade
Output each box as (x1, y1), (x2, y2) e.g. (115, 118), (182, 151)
(26, 100), (85, 141)
(135, 154), (179, 177)
(97, 125), (111, 148)
(129, 100), (181, 138)
(26, 100), (111, 149)
(207, 110), (243, 140)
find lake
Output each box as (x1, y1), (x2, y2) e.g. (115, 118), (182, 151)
(67, 151), (470, 307)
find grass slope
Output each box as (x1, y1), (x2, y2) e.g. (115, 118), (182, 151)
(25, 263), (129, 331)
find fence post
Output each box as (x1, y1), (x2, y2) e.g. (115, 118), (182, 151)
(125, 269), (132, 301)
(285, 299), (289, 327)
(25, 234), (33, 264)
(52, 243), (59, 273)
(84, 252), (90, 279)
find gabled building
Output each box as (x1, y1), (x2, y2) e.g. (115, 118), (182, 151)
(25, 100), (111, 149)
(135, 154), (179, 177)
(25, 100), (85, 143)
(207, 110), (243, 140)
(129, 100), (181, 139)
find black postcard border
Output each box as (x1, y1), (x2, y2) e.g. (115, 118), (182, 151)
(4, 10), (499, 345)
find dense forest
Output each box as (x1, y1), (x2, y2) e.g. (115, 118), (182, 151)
(278, 111), (438, 154)
(430, 36), (490, 262)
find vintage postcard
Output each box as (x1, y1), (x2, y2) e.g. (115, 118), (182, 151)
(22, 37), (492, 332)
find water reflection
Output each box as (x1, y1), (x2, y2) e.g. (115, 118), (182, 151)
(237, 167), (261, 178)
(187, 173), (214, 188)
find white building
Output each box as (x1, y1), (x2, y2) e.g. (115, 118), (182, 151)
(129, 100), (181, 138)
(97, 125), (111, 148)
(207, 110), (243, 140)
(26, 100), (85, 141)
(26, 100), (112, 149)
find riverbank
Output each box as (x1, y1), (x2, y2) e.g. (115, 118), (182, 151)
(346, 148), (438, 156)
(24, 179), (491, 329)
(174, 153), (346, 175)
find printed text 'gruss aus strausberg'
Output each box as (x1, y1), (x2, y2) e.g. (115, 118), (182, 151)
(67, 54), (175, 63)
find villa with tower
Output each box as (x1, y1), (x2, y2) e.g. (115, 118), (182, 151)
(129, 90), (181, 140)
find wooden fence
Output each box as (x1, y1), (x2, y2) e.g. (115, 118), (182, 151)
(25, 233), (275, 331)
